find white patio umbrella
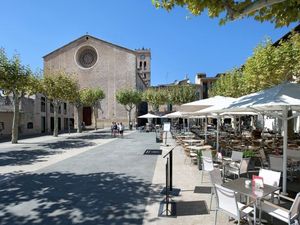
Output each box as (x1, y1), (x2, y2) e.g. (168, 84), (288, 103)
(219, 82), (300, 194)
(138, 113), (160, 126)
(162, 111), (187, 118)
(180, 96), (236, 112)
(138, 113), (160, 119)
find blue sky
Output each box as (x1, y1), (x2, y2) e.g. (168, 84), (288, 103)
(0, 0), (296, 85)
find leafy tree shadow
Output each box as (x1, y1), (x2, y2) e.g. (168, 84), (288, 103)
(39, 140), (96, 150)
(67, 134), (113, 140)
(0, 150), (57, 166)
(0, 172), (161, 225)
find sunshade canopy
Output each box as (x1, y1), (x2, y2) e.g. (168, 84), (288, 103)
(189, 97), (236, 115)
(162, 111), (186, 118)
(225, 82), (300, 112)
(138, 113), (160, 119)
(180, 96), (236, 112)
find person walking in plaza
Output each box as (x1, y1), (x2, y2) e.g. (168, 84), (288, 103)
(118, 122), (124, 138)
(111, 122), (118, 137)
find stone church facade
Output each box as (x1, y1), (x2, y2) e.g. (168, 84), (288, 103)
(43, 35), (151, 128)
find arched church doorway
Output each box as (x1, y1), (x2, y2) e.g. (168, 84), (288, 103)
(83, 107), (92, 126)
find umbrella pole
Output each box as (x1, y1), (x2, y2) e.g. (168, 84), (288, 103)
(217, 114), (220, 152)
(282, 107), (288, 194)
(234, 115), (237, 135)
(262, 113), (265, 138)
(205, 115), (208, 144)
(238, 116), (241, 133)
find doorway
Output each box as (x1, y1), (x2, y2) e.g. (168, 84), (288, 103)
(83, 107), (92, 126)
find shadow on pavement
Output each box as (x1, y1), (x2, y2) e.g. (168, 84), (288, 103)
(67, 134), (113, 140)
(0, 172), (160, 225)
(39, 140), (96, 150)
(0, 150), (57, 166)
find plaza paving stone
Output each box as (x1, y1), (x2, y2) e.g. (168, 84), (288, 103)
(0, 130), (160, 225)
(0, 130), (282, 225)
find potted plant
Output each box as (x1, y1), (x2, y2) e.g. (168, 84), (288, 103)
(243, 149), (256, 158)
(243, 149), (256, 171)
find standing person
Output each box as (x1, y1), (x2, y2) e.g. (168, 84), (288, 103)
(117, 122), (120, 136)
(119, 122), (124, 138)
(113, 122), (118, 137)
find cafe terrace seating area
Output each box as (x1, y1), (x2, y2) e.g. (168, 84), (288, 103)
(170, 129), (300, 225)
(157, 83), (300, 225)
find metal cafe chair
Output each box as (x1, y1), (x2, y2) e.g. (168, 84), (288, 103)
(260, 192), (300, 225)
(209, 168), (223, 211)
(214, 184), (254, 225)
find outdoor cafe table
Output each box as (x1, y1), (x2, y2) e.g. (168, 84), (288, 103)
(176, 134), (195, 139)
(182, 139), (203, 145)
(187, 145), (212, 151)
(222, 177), (281, 225)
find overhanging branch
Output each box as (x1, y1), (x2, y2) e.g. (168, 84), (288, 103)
(226, 0), (287, 19)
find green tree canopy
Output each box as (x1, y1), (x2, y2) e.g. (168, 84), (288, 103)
(142, 88), (168, 112)
(210, 32), (300, 97)
(0, 48), (38, 143)
(243, 32), (300, 93)
(209, 69), (245, 97)
(67, 80), (86, 133)
(168, 85), (198, 105)
(152, 0), (300, 27)
(42, 71), (78, 137)
(116, 89), (142, 126)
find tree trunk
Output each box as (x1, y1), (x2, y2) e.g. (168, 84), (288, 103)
(11, 94), (20, 144)
(76, 105), (82, 133)
(53, 102), (59, 137)
(128, 109), (132, 130)
(93, 106), (97, 130)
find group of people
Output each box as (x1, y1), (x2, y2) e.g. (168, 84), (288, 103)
(111, 122), (124, 137)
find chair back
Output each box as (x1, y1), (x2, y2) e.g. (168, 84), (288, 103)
(259, 169), (281, 187)
(231, 151), (243, 162)
(202, 150), (212, 159)
(240, 158), (250, 174)
(215, 184), (239, 218)
(269, 155), (283, 172)
(290, 192), (300, 221)
(202, 156), (214, 172)
(209, 169), (223, 185)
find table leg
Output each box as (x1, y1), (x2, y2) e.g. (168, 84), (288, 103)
(258, 199), (262, 225)
(253, 200), (257, 225)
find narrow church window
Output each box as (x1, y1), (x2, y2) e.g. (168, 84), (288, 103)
(139, 61), (142, 69)
(144, 61), (147, 69)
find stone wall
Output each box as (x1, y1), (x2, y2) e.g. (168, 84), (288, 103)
(44, 35), (143, 128)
